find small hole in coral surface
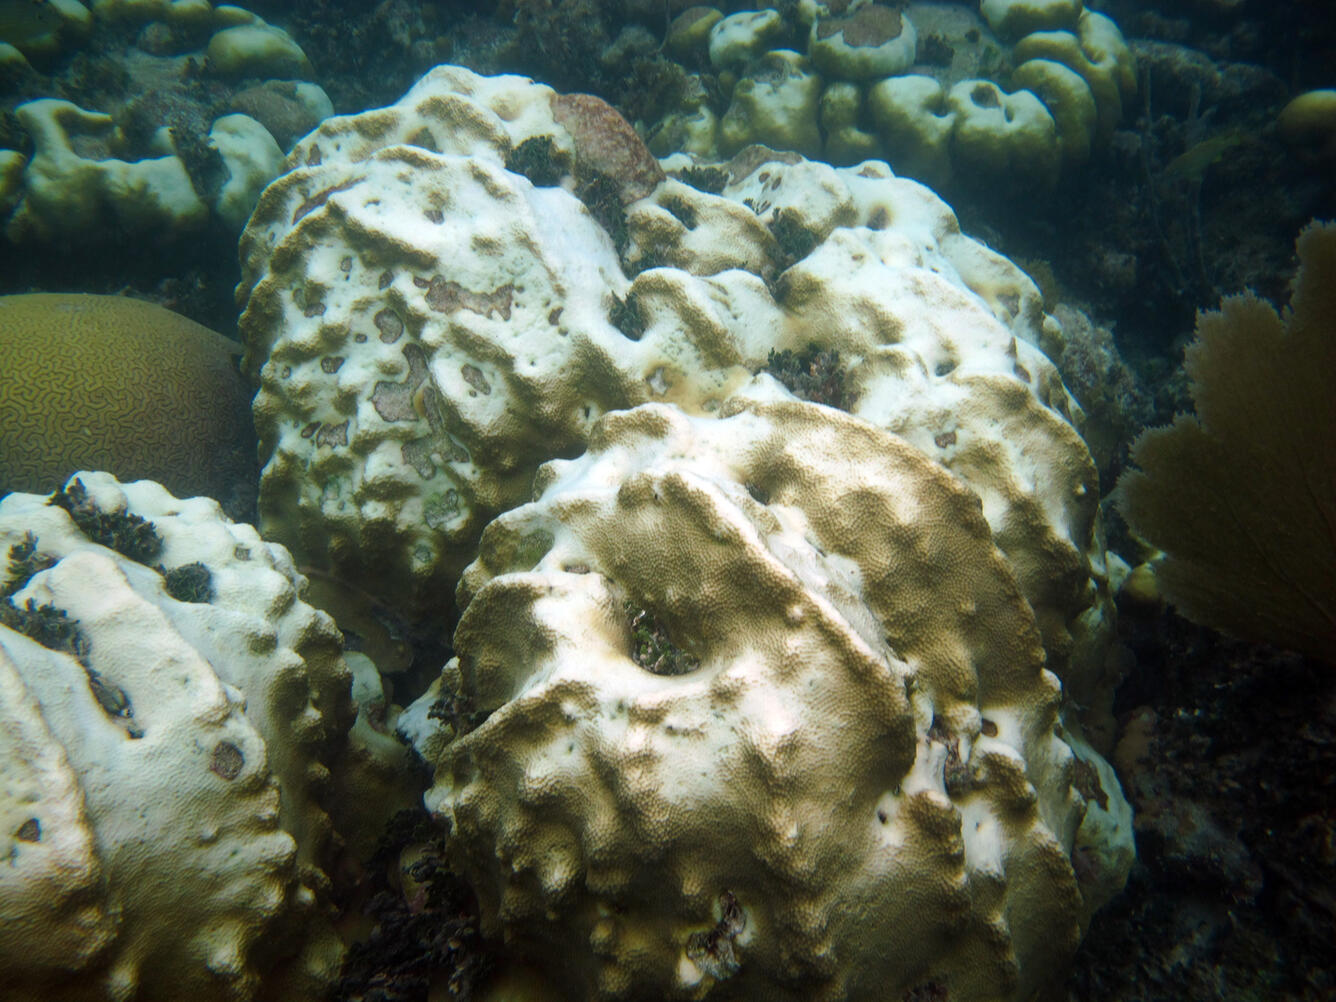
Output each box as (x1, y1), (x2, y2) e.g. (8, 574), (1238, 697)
(210, 741), (244, 780)
(686, 890), (745, 980)
(625, 601), (699, 675)
(904, 978), (950, 1002)
(877, 809), (888, 824)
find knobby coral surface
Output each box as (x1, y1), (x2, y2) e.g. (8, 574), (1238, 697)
(236, 69), (1120, 738)
(0, 472), (356, 1001)
(408, 396), (1133, 1001)
(233, 64), (1137, 998)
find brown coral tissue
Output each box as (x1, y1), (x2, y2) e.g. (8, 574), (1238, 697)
(1116, 220), (1336, 663)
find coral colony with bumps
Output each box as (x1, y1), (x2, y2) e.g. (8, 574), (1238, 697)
(5, 0), (1336, 996)
(405, 397), (1132, 1000)
(0, 56), (1140, 1000)
(650, 0), (1136, 190)
(0, 0), (330, 245)
(11, 64), (1134, 1001)
(1, 473), (352, 1001)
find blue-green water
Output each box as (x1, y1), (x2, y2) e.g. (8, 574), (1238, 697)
(0, 3), (1332, 1001)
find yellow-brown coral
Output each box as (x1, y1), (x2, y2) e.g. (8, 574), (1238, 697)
(0, 294), (256, 514)
(1117, 221), (1336, 663)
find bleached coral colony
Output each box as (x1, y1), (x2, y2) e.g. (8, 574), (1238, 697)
(0, 473), (352, 1001)
(2, 41), (1133, 1002)
(237, 65), (1132, 1000)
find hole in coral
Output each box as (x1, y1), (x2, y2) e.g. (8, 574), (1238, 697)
(625, 601), (700, 675)
(971, 83), (999, 108)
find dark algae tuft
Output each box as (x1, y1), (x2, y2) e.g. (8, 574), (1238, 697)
(0, 596), (90, 666)
(164, 561), (214, 604)
(766, 207), (821, 268)
(3, 531), (53, 598)
(333, 809), (492, 1002)
(48, 478), (163, 564)
(576, 170), (629, 253)
(766, 343), (852, 410)
(675, 164), (729, 195)
(626, 599), (699, 676)
(504, 134), (568, 187)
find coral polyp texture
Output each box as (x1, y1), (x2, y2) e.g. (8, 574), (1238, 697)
(625, 152), (1118, 724)
(407, 397), (1133, 1002)
(237, 69), (1119, 724)
(0, 472), (354, 1001)
(232, 63), (1132, 996)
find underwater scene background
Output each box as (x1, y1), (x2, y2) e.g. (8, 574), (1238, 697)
(0, 1), (1332, 1000)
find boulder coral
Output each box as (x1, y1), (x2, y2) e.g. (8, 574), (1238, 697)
(237, 68), (649, 619)
(236, 70), (1120, 739)
(231, 59), (1132, 1002)
(626, 152), (1118, 725)
(0, 472), (355, 1001)
(406, 394), (1134, 1001)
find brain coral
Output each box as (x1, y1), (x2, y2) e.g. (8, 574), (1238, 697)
(0, 471), (354, 1001)
(0, 294), (257, 518)
(407, 395), (1133, 1002)
(236, 69), (1117, 729)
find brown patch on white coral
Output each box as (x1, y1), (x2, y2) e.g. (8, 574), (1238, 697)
(551, 91), (665, 203)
